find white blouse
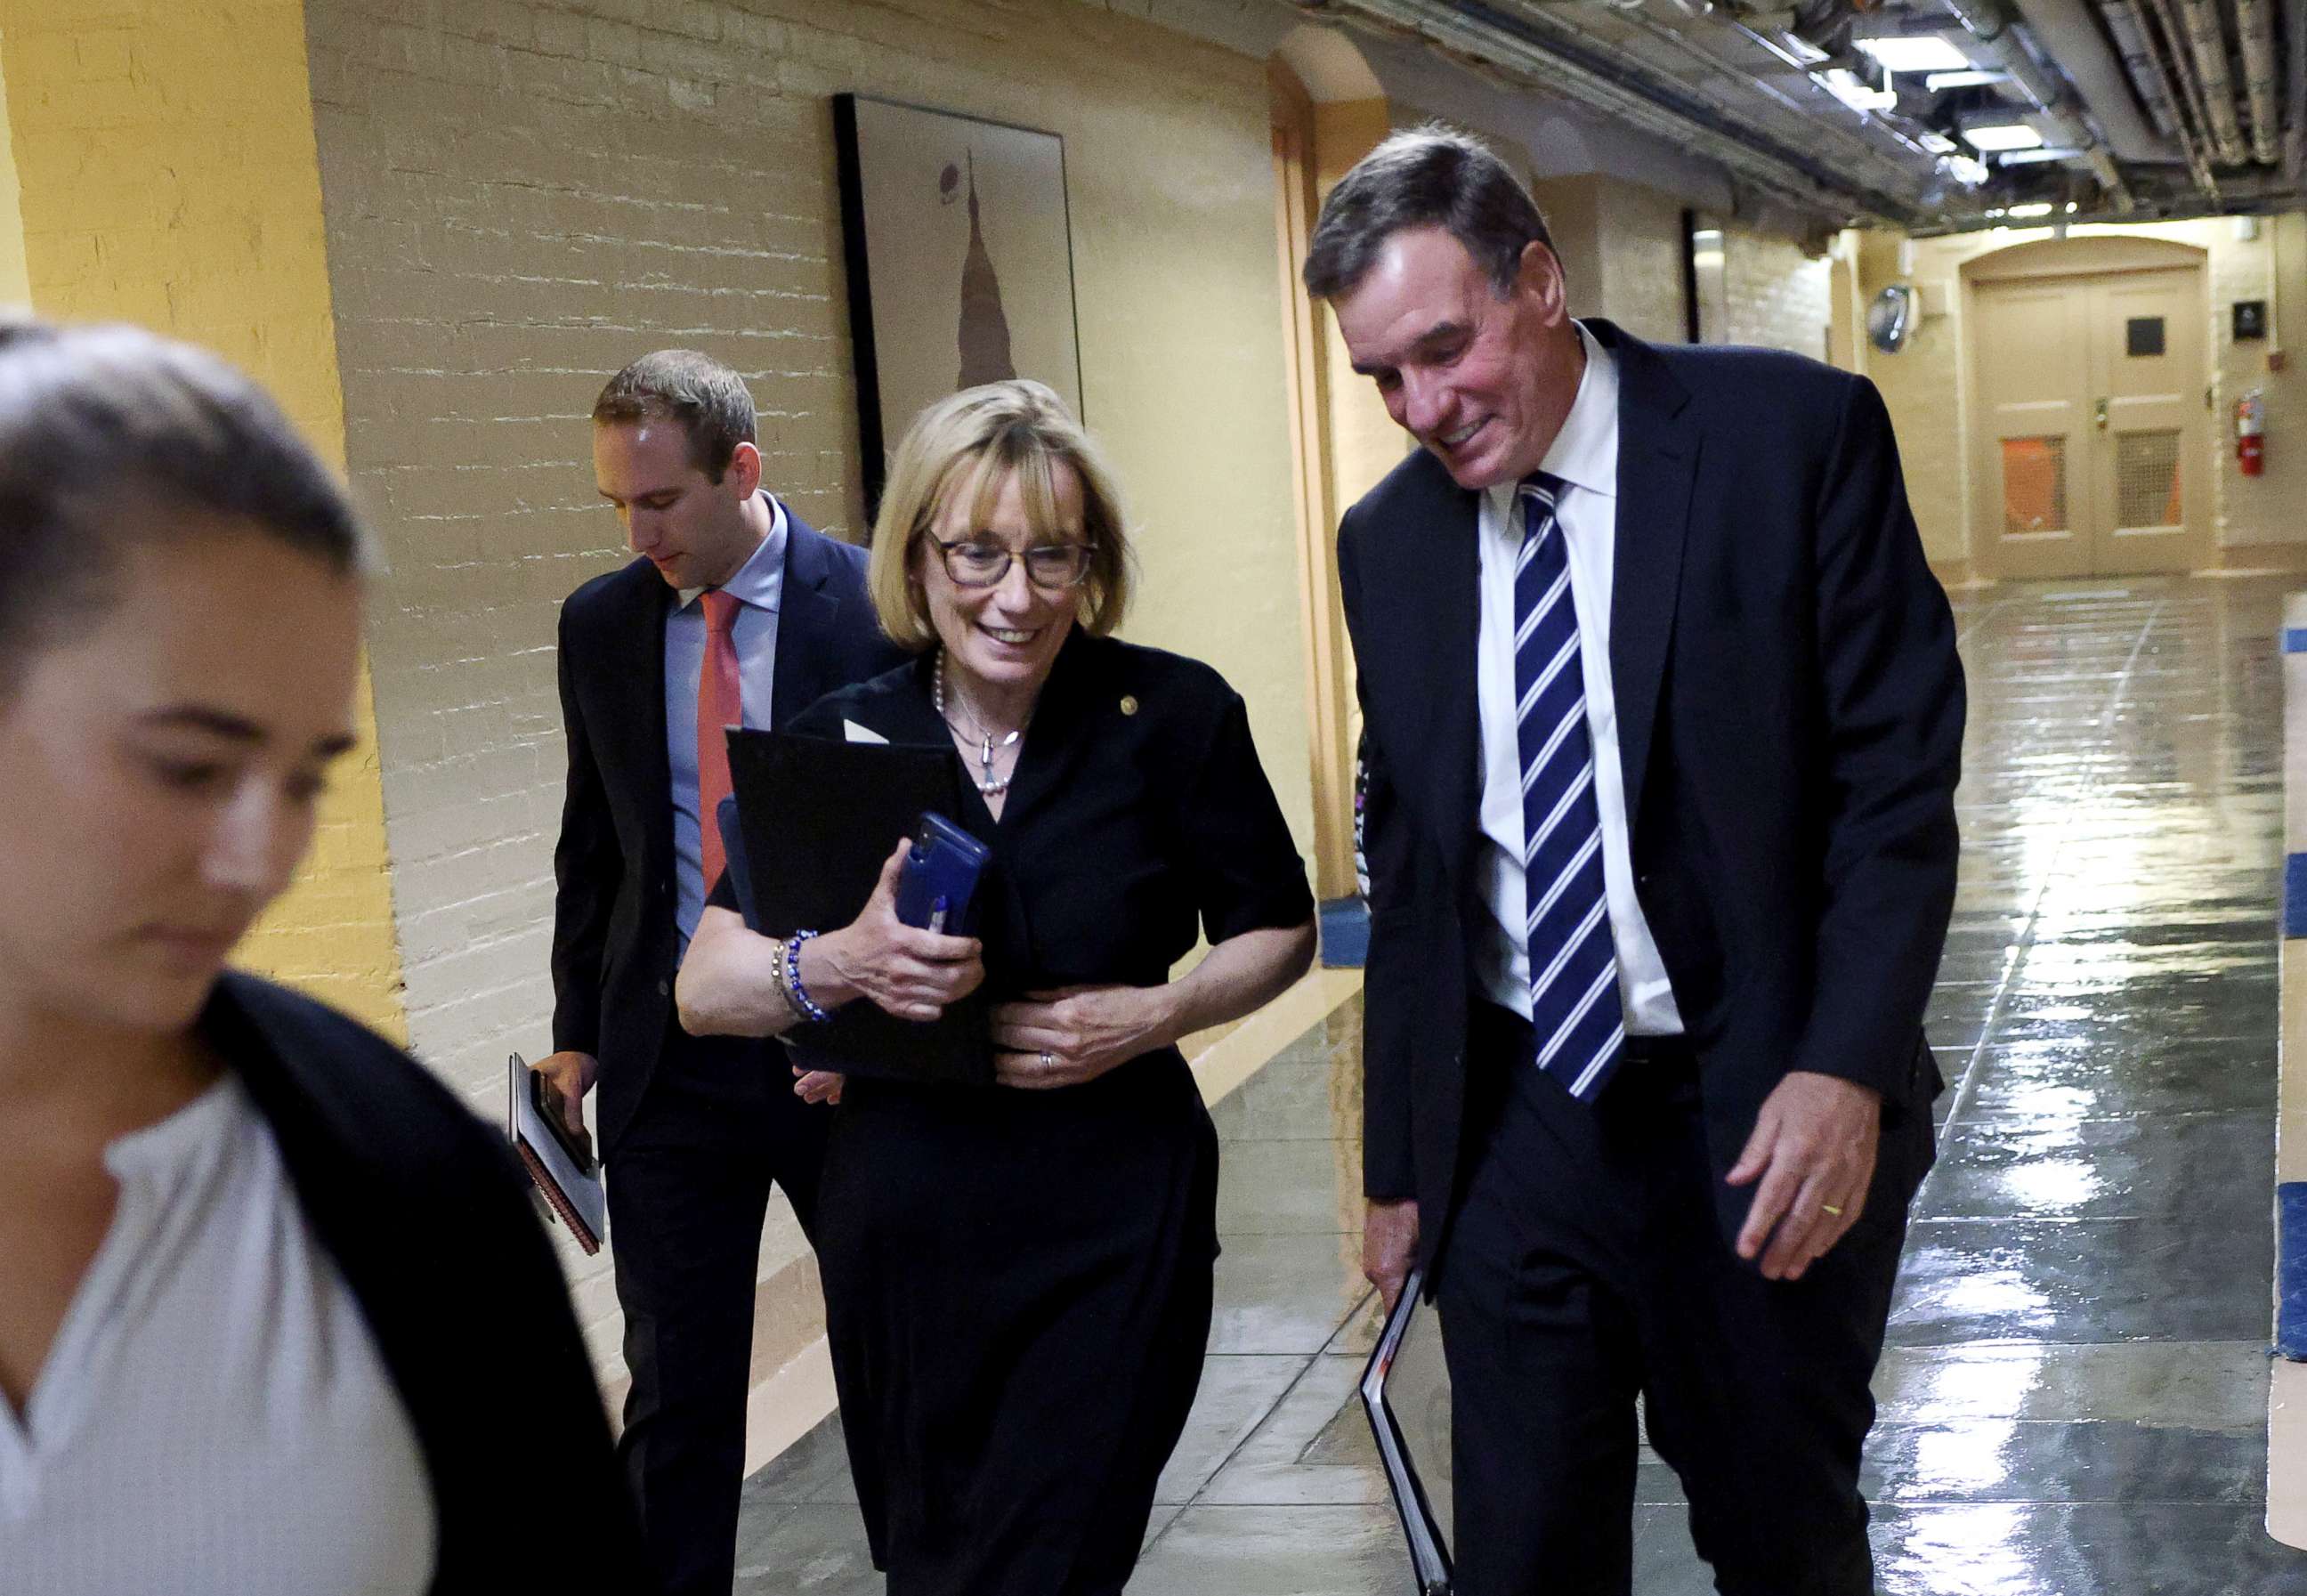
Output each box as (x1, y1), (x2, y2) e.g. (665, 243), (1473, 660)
(0, 1073), (435, 1593)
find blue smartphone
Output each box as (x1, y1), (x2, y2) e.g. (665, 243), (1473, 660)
(894, 812), (992, 934)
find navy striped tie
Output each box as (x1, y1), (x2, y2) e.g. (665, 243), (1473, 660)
(1515, 474), (1625, 1101)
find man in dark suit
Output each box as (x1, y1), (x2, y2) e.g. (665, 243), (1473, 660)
(1308, 131), (1963, 1594)
(533, 349), (905, 1596)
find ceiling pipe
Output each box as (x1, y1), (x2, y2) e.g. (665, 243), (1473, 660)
(2234, 0), (2283, 163)
(1292, 0), (1945, 223)
(2003, 0), (2180, 162)
(2287, 0), (2306, 179)
(1617, 6), (1947, 181)
(2139, 0), (2230, 170)
(2095, 0), (2185, 142)
(1931, 0), (2137, 206)
(2171, 0), (2251, 163)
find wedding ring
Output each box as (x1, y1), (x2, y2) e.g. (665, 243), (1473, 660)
(1040, 1050), (1054, 1069)
(1820, 1203), (1845, 1217)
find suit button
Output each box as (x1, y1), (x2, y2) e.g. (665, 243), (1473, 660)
(658, 979), (671, 997)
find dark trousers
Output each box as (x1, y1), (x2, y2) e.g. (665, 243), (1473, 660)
(606, 1018), (832, 1596)
(1436, 1003), (1932, 1596)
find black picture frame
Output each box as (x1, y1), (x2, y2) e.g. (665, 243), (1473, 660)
(831, 93), (1086, 518)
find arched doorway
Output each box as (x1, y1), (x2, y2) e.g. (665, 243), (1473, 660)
(1964, 235), (2211, 578)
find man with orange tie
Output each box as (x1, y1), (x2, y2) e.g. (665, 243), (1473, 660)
(534, 349), (904, 1596)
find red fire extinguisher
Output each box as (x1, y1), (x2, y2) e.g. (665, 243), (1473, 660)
(2238, 388), (2267, 476)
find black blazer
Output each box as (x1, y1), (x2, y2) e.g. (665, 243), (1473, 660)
(550, 505), (907, 1154)
(205, 971), (639, 1592)
(1339, 321), (1965, 1274)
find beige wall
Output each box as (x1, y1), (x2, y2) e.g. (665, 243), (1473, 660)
(1859, 215), (2307, 565)
(307, 0), (1309, 1378)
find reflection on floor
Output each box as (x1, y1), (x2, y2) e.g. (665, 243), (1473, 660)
(734, 574), (2307, 1592)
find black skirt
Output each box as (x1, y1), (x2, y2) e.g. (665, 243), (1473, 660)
(816, 1048), (1218, 1596)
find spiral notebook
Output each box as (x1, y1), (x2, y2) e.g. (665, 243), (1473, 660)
(506, 1052), (606, 1254)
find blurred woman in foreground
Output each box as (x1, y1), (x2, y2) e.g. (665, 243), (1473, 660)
(0, 321), (635, 1592)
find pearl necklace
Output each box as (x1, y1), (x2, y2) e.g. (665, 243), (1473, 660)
(933, 651), (1030, 797)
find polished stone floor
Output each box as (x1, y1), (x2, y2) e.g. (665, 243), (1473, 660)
(734, 574), (2306, 1592)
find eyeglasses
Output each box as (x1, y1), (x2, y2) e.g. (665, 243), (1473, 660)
(928, 537), (1097, 591)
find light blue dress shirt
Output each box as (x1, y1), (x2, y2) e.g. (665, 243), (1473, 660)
(666, 493), (786, 947)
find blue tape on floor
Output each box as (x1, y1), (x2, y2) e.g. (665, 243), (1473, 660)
(2288, 855), (2307, 939)
(2280, 1185), (2307, 1360)
(2286, 628), (2307, 654)
(1318, 896), (1368, 969)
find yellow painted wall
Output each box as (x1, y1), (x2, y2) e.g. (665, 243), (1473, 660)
(0, 1), (406, 1038)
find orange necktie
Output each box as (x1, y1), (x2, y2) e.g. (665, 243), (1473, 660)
(698, 589), (744, 893)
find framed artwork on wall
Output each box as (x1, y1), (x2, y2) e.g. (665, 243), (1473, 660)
(831, 93), (1085, 515)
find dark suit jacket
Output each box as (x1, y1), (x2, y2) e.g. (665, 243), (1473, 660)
(206, 971), (640, 1593)
(550, 504), (907, 1154)
(1338, 320), (1965, 1276)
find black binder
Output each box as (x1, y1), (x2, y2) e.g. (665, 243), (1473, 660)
(1361, 1268), (1454, 1594)
(724, 727), (994, 1085)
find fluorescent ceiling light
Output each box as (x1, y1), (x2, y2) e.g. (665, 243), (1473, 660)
(1853, 35), (1973, 74)
(1962, 121), (2044, 151)
(2005, 202), (2054, 217)
(1925, 69), (2009, 89)
(1993, 146), (2082, 164)
(1918, 131), (1959, 153)
(1944, 154), (1990, 185)
(1820, 67), (1897, 113)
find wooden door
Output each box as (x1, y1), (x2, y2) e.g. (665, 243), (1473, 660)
(1974, 261), (2206, 578)
(2084, 269), (2207, 574)
(1977, 278), (2092, 578)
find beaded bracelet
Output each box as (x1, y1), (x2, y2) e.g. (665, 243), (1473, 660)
(782, 928), (830, 1025)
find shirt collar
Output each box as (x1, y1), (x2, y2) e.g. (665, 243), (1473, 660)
(1539, 321), (1618, 499)
(1484, 320), (1619, 527)
(677, 491), (788, 612)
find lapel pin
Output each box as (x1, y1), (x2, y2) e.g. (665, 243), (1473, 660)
(1119, 694), (1139, 717)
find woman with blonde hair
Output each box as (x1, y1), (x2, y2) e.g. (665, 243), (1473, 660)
(679, 378), (1315, 1594)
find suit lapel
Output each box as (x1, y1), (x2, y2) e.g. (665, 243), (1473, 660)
(773, 510), (846, 728)
(1387, 469), (1482, 878)
(1595, 322), (1695, 826)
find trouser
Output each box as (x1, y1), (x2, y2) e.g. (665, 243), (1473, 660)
(607, 1018), (831, 1596)
(1436, 1002), (1932, 1596)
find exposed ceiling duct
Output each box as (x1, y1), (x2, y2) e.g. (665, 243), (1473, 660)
(1289, 0), (2300, 228)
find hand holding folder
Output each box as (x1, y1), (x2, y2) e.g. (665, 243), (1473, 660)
(722, 728), (995, 1085)
(506, 1053), (606, 1254)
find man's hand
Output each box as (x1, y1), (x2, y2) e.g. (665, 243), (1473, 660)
(1726, 1070), (1882, 1281)
(991, 984), (1167, 1090)
(793, 1066), (845, 1106)
(530, 1049), (599, 1164)
(1363, 1197), (1421, 1312)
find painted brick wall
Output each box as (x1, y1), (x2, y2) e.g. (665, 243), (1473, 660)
(1721, 223), (1831, 359)
(305, 0), (1308, 1374)
(0, 0), (408, 1038)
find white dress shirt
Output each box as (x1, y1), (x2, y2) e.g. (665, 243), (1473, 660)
(1474, 322), (1685, 1035)
(0, 1073), (434, 1593)
(666, 490), (787, 946)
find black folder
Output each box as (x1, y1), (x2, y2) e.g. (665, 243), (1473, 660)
(1361, 1268), (1454, 1594)
(724, 727), (994, 1086)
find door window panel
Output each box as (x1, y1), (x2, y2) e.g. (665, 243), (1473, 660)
(2003, 436), (2068, 532)
(2116, 429), (2182, 527)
